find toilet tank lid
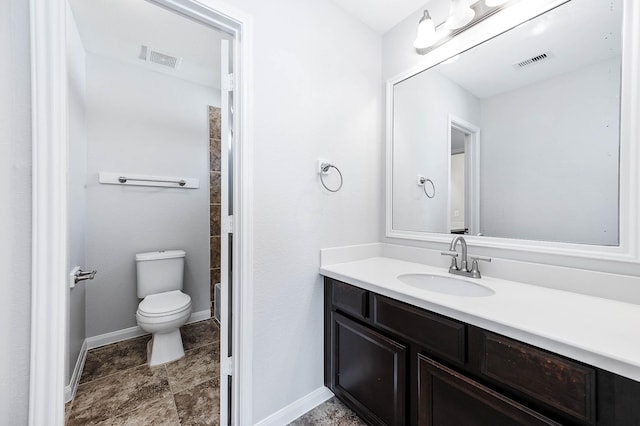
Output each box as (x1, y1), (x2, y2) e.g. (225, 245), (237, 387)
(136, 250), (186, 261)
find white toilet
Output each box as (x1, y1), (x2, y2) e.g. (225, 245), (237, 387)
(135, 250), (192, 366)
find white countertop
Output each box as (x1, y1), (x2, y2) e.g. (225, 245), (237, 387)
(320, 256), (640, 381)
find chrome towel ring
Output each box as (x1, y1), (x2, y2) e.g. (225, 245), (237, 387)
(419, 176), (435, 198)
(320, 162), (343, 193)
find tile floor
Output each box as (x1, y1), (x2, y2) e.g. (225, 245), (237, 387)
(65, 318), (364, 425)
(288, 397), (366, 426)
(66, 319), (220, 425)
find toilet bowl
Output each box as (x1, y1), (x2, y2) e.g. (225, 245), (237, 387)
(135, 250), (192, 366)
(136, 290), (192, 366)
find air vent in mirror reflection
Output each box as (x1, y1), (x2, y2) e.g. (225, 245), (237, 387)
(138, 45), (182, 70)
(513, 51), (554, 70)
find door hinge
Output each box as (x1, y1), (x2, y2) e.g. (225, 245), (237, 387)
(223, 73), (234, 91)
(222, 356), (233, 376)
(222, 215), (233, 234)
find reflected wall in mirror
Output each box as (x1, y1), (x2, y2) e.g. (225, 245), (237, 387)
(391, 0), (621, 246)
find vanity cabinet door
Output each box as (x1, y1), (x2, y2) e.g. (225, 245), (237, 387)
(418, 355), (561, 426)
(330, 312), (407, 426)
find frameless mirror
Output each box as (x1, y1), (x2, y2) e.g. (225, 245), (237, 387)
(391, 0), (622, 246)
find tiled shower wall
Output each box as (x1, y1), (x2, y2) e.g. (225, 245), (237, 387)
(209, 106), (221, 316)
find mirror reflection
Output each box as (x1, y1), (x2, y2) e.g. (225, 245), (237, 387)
(391, 0), (621, 245)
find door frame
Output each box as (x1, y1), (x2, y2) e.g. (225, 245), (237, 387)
(28, 0), (254, 424)
(447, 114), (480, 236)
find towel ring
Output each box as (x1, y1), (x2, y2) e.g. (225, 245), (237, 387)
(419, 176), (435, 198)
(320, 163), (343, 193)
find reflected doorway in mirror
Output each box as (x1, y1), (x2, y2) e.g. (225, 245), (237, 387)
(448, 115), (480, 236)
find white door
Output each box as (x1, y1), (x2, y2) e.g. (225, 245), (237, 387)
(66, 38), (90, 400)
(219, 38), (234, 426)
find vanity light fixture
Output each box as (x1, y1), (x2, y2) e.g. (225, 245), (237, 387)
(485, 0), (510, 6)
(445, 0), (475, 30)
(414, 0), (523, 54)
(413, 10), (439, 49)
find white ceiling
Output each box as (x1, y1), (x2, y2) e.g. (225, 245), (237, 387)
(68, 0), (228, 89)
(429, 0), (622, 99)
(329, 0), (431, 33)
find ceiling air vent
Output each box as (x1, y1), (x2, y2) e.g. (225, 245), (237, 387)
(513, 51), (554, 70)
(139, 45), (181, 70)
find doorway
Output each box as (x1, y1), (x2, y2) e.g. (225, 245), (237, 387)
(448, 115), (480, 236)
(29, 0), (253, 424)
(450, 127), (467, 233)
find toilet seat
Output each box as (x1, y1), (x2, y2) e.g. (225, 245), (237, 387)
(137, 290), (191, 317)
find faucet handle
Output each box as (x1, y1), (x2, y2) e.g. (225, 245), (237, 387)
(469, 255), (491, 263)
(441, 250), (459, 271)
(468, 255), (491, 278)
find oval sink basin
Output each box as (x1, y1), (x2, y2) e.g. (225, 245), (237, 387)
(397, 273), (495, 297)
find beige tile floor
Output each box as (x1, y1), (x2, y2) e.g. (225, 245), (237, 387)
(65, 319), (362, 425)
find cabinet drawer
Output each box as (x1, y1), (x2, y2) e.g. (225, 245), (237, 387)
(418, 355), (560, 426)
(477, 330), (596, 424)
(330, 278), (368, 320)
(373, 295), (466, 365)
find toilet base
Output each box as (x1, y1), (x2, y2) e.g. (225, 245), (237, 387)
(147, 329), (185, 366)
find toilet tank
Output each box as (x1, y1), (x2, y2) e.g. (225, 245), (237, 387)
(135, 250), (186, 298)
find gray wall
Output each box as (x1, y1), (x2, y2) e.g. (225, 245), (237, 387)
(84, 53), (219, 337)
(66, 3), (87, 386)
(0, 0), (32, 423)
(479, 57), (621, 245)
(392, 70), (480, 233)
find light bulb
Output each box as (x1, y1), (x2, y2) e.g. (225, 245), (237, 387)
(445, 0), (475, 30)
(413, 10), (438, 49)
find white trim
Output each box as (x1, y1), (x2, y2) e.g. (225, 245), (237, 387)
(385, 0), (640, 268)
(29, 0), (68, 424)
(30, 1), (253, 424)
(231, 7), (255, 426)
(219, 38), (232, 426)
(254, 387), (334, 426)
(188, 308), (213, 324)
(86, 325), (147, 350)
(64, 340), (87, 403)
(86, 309), (211, 350)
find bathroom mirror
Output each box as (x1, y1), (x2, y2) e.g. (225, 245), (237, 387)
(389, 0), (622, 246)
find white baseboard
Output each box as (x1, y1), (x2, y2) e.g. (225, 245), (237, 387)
(189, 309), (212, 324)
(255, 386), (334, 426)
(86, 309), (211, 350)
(64, 339), (88, 403)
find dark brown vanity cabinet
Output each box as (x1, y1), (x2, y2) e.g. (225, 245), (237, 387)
(324, 277), (640, 426)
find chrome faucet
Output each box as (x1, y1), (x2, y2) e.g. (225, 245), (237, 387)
(441, 236), (491, 279)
